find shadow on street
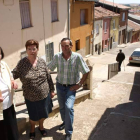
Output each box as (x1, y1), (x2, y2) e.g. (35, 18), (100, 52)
(88, 71), (140, 140)
(127, 63), (140, 67)
(20, 125), (64, 140)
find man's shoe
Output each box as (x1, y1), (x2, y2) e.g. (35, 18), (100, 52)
(59, 122), (65, 130)
(65, 134), (72, 140)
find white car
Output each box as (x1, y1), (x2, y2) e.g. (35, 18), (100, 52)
(129, 48), (140, 64)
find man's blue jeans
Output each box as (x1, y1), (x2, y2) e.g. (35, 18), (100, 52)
(56, 82), (76, 135)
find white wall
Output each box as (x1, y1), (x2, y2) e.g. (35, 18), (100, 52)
(0, 0), (68, 69)
(93, 20), (103, 54)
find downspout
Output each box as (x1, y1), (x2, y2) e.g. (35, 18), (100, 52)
(67, 0), (70, 38)
(42, 0), (46, 47)
(92, 3), (95, 55)
(125, 11), (128, 44)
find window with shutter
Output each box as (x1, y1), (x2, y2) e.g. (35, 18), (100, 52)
(20, 51), (27, 59)
(113, 20), (115, 29)
(80, 9), (88, 25)
(122, 12), (125, 21)
(45, 42), (54, 64)
(19, 0), (32, 29)
(104, 22), (107, 33)
(51, 0), (58, 22)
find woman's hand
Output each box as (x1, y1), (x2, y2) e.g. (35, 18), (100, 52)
(50, 92), (56, 98)
(11, 80), (18, 89)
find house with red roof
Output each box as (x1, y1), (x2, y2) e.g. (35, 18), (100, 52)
(128, 20), (140, 43)
(96, 0), (131, 45)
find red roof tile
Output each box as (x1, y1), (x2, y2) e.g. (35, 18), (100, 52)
(128, 20), (140, 31)
(95, 6), (120, 19)
(99, 0), (131, 10)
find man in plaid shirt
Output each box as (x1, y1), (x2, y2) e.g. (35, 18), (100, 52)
(48, 38), (90, 140)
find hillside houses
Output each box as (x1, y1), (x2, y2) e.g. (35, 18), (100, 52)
(0, 0), (140, 68)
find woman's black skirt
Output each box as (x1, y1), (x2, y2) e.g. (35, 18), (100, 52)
(25, 93), (53, 121)
(0, 104), (19, 140)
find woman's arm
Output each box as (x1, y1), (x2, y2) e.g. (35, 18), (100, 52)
(0, 91), (3, 102)
(5, 61), (18, 89)
(45, 62), (56, 98)
(46, 70), (55, 95)
(50, 91), (56, 98)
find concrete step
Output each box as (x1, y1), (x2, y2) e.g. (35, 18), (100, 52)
(16, 89), (91, 134)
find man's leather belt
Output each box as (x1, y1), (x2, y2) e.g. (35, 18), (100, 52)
(58, 82), (75, 87)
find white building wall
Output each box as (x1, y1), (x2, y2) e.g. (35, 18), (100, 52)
(0, 0), (68, 69)
(93, 20), (103, 54)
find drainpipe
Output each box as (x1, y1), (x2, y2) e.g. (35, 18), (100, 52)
(92, 3), (95, 55)
(125, 11), (128, 44)
(42, 0), (46, 46)
(67, 0), (70, 38)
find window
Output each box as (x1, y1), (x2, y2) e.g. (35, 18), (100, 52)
(75, 40), (80, 51)
(104, 22), (107, 32)
(113, 20), (115, 29)
(45, 42), (54, 64)
(20, 51), (27, 59)
(80, 9), (88, 25)
(51, 0), (58, 22)
(132, 51), (140, 56)
(19, 0), (32, 29)
(96, 24), (99, 35)
(122, 12), (125, 21)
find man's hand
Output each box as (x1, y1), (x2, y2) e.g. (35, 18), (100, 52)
(50, 92), (56, 98)
(70, 84), (80, 91)
(70, 72), (89, 91)
(0, 98), (4, 102)
(11, 80), (18, 89)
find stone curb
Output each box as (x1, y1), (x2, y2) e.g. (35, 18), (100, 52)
(17, 89), (91, 134)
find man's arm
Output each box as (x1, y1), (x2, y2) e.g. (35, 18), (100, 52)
(47, 55), (57, 71)
(70, 72), (89, 91)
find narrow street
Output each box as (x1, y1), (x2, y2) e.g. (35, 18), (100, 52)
(19, 42), (140, 140)
(1, 0), (140, 139)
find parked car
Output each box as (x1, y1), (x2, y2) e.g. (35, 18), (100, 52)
(129, 48), (140, 64)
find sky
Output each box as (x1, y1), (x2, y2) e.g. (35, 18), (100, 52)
(106, 0), (139, 4)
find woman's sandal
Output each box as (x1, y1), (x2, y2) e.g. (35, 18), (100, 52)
(29, 132), (35, 139)
(38, 128), (47, 136)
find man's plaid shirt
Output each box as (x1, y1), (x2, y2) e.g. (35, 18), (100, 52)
(47, 52), (90, 85)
